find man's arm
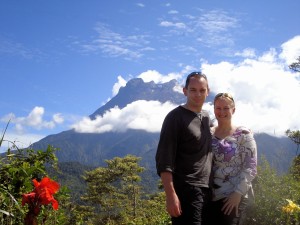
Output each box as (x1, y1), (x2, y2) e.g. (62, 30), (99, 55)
(161, 171), (182, 217)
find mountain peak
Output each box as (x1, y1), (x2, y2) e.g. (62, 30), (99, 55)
(90, 78), (184, 119)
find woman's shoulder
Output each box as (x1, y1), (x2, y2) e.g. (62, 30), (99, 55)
(235, 126), (255, 138)
(211, 126), (216, 134)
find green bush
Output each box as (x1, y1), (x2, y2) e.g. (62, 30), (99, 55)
(245, 156), (300, 225)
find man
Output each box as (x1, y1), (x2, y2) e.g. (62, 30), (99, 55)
(155, 72), (213, 225)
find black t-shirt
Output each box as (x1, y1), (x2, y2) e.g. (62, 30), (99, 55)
(155, 106), (212, 187)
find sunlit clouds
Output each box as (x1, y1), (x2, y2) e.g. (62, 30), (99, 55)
(72, 36), (300, 136)
(137, 70), (182, 83)
(279, 36), (300, 65)
(72, 100), (177, 133)
(0, 107), (64, 151)
(1, 1), (299, 154)
(79, 22), (150, 60)
(1, 106), (64, 134)
(2, 36), (300, 147)
(112, 76), (127, 96)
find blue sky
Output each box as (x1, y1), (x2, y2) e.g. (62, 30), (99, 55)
(1, 0), (300, 151)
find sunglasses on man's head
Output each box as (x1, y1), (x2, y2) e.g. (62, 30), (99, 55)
(187, 71), (207, 79)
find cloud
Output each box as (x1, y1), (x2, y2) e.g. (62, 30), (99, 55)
(234, 48), (256, 58)
(112, 76), (127, 96)
(0, 132), (45, 153)
(196, 10), (238, 33)
(194, 10), (238, 47)
(159, 9), (238, 47)
(72, 100), (177, 133)
(77, 9), (240, 62)
(279, 35), (300, 65)
(74, 36), (300, 136)
(53, 113), (64, 124)
(0, 36), (43, 60)
(202, 37), (300, 135)
(136, 3), (145, 7)
(137, 70), (182, 83)
(168, 10), (178, 14)
(111, 70), (184, 97)
(80, 23), (150, 60)
(159, 21), (186, 29)
(1, 106), (64, 133)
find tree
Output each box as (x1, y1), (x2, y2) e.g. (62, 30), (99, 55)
(81, 155), (145, 224)
(285, 129), (300, 155)
(289, 56), (300, 73)
(245, 156), (300, 225)
(286, 129), (300, 181)
(80, 155), (170, 225)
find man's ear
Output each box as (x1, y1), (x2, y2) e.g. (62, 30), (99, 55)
(183, 87), (187, 96)
(232, 107), (236, 114)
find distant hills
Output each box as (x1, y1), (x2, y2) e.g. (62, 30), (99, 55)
(31, 78), (296, 174)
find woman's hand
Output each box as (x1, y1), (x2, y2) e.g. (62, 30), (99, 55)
(222, 192), (242, 216)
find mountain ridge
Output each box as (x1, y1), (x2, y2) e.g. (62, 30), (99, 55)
(31, 78), (296, 173)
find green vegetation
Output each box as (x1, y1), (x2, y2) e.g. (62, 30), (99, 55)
(1, 130), (300, 224)
(1, 124), (300, 224)
(245, 156), (300, 224)
(72, 155), (169, 225)
(0, 139), (70, 224)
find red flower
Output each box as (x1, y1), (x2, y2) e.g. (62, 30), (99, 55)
(22, 192), (36, 206)
(22, 177), (60, 225)
(32, 177), (60, 210)
(22, 177), (60, 210)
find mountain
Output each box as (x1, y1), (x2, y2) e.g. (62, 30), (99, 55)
(31, 78), (296, 173)
(90, 78), (188, 119)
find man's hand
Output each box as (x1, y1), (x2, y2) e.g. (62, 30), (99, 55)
(161, 172), (182, 217)
(166, 191), (182, 217)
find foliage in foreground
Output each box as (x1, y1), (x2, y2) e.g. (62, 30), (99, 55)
(2, 126), (300, 224)
(77, 155), (170, 225)
(244, 156), (300, 225)
(0, 132), (71, 224)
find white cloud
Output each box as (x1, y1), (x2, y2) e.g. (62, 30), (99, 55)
(112, 75), (127, 96)
(197, 10), (238, 33)
(137, 70), (181, 83)
(0, 36), (42, 60)
(53, 113), (64, 124)
(159, 21), (186, 29)
(202, 44), (300, 135)
(0, 132), (45, 153)
(74, 36), (300, 136)
(72, 100), (177, 133)
(0, 106), (63, 133)
(234, 48), (256, 58)
(136, 3), (145, 7)
(80, 23), (150, 60)
(279, 35), (300, 65)
(5, 36), (299, 140)
(168, 10), (178, 14)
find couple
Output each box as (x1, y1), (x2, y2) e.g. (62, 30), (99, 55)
(155, 72), (257, 225)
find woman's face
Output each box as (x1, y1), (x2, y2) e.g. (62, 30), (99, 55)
(214, 97), (235, 122)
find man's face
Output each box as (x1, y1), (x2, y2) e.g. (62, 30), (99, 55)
(183, 77), (209, 109)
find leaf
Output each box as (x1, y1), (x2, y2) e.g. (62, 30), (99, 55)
(0, 209), (14, 217)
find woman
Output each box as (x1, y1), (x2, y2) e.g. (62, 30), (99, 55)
(208, 93), (257, 225)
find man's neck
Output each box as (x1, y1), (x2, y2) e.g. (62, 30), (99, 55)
(183, 103), (202, 113)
